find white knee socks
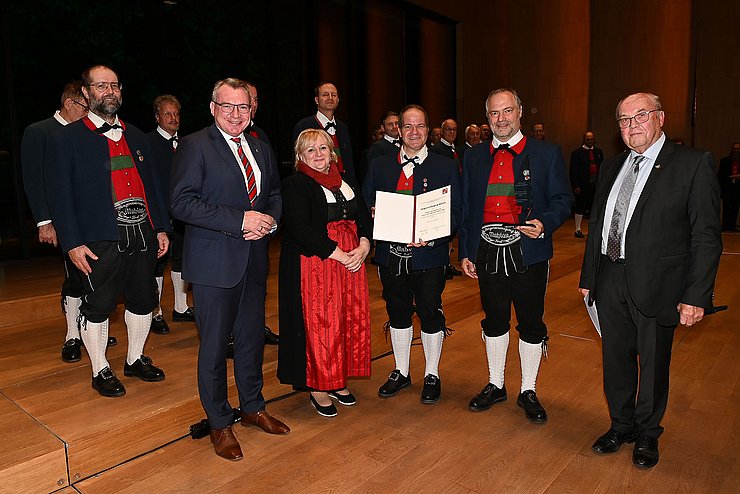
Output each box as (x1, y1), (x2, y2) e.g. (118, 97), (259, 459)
(390, 326), (413, 377)
(125, 310), (152, 365)
(484, 331), (509, 388)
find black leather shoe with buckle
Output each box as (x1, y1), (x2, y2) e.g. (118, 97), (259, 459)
(92, 367), (126, 397)
(61, 338), (82, 363)
(124, 356), (165, 382)
(378, 370), (411, 398)
(469, 383), (507, 411)
(420, 374), (441, 404)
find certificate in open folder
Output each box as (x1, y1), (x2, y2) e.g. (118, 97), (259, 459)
(372, 186), (452, 244)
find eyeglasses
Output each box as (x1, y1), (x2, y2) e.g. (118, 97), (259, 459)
(160, 111), (180, 118)
(617, 109), (661, 128)
(87, 81), (122, 92)
(212, 101), (251, 114)
(71, 99), (89, 111)
(401, 123), (427, 132)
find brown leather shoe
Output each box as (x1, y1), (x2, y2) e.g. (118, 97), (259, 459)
(209, 426), (243, 461)
(240, 409), (290, 434)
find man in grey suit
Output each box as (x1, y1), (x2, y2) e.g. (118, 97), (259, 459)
(170, 78), (289, 461)
(579, 92), (722, 469)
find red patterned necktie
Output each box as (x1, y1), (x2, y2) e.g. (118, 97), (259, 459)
(231, 138), (257, 206)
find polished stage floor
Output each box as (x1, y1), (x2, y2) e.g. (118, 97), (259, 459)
(0, 221), (738, 493)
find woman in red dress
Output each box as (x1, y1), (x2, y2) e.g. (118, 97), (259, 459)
(277, 129), (372, 417)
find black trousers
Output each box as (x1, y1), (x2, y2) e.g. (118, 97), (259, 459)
(154, 220), (185, 276)
(721, 198), (739, 230)
(378, 264), (447, 334)
(80, 223), (158, 322)
(193, 262), (266, 429)
(597, 255), (675, 438)
(476, 249), (549, 343)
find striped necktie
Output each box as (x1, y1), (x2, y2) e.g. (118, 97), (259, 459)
(231, 138), (257, 206)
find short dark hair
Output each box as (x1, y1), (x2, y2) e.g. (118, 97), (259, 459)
(81, 64), (116, 86)
(381, 111), (399, 126)
(399, 104), (429, 127)
(314, 81), (338, 97)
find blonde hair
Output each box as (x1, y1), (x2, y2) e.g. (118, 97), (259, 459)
(294, 128), (338, 168)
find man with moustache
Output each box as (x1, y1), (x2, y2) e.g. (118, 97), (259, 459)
(46, 65), (171, 397)
(363, 104), (461, 405)
(171, 78), (288, 461)
(293, 81), (355, 178)
(459, 88), (572, 424)
(147, 95), (195, 336)
(22, 81), (119, 362)
(579, 92), (721, 468)
(570, 130), (604, 238)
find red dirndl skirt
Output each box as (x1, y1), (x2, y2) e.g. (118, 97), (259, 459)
(300, 219), (371, 390)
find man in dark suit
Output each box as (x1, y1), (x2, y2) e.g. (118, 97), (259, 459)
(430, 118), (459, 171)
(243, 82), (279, 346)
(170, 78), (289, 461)
(459, 88), (572, 424)
(21, 81), (111, 363)
(459, 124), (481, 163)
(366, 111), (401, 165)
(293, 82), (355, 178)
(718, 142), (740, 231)
(147, 94), (195, 336)
(46, 65), (171, 398)
(579, 92), (722, 468)
(363, 104), (461, 405)
(569, 130), (604, 238)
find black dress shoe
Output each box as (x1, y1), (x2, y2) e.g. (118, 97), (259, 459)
(420, 374), (441, 404)
(172, 307), (195, 322)
(632, 435), (659, 468)
(107, 336), (117, 347)
(150, 315), (170, 335)
(469, 383), (507, 411)
(517, 390), (548, 423)
(591, 428), (639, 454)
(123, 355), (165, 382)
(92, 367), (126, 397)
(575, 230), (585, 238)
(378, 370), (411, 398)
(309, 394), (338, 417)
(264, 326), (279, 345)
(328, 390), (357, 406)
(61, 338), (82, 363)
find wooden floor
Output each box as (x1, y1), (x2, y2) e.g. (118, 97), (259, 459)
(0, 220), (738, 493)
